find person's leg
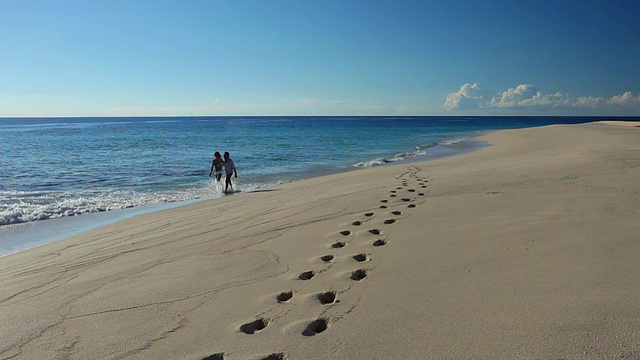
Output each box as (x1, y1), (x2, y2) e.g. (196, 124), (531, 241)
(225, 174), (232, 193)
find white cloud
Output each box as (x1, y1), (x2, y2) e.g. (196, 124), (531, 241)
(444, 83), (494, 110)
(445, 83), (640, 112)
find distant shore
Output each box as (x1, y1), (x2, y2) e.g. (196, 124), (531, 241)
(1, 121), (638, 359)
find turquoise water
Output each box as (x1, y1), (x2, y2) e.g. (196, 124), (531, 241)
(1, 116), (637, 255)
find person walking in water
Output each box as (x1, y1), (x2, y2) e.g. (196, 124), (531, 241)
(209, 151), (224, 182)
(223, 151), (238, 194)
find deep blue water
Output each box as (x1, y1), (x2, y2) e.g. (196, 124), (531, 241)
(1, 116), (637, 230)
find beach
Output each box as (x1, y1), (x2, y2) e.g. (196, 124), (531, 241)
(1, 121), (639, 359)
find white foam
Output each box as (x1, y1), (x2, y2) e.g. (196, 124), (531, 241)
(352, 149), (427, 168)
(0, 178), (288, 227)
(439, 138), (467, 146)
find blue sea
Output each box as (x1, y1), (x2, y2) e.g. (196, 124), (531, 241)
(1, 116), (637, 256)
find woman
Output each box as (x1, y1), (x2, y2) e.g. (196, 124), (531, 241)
(209, 151), (224, 182)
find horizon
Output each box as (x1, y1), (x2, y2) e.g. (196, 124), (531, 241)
(1, 0), (639, 117)
(3, 115), (639, 120)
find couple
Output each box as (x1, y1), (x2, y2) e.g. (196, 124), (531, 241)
(209, 151), (238, 194)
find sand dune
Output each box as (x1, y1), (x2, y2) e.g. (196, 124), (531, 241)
(1, 122), (638, 359)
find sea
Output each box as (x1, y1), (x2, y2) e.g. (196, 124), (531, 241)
(1, 116), (638, 256)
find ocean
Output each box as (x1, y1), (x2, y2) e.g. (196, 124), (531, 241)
(1, 116), (637, 256)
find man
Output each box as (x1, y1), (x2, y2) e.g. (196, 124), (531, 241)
(223, 151), (238, 194)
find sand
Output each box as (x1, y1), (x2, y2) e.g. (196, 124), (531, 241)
(1, 122), (639, 359)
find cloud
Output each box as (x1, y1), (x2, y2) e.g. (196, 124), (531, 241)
(444, 83), (494, 110)
(445, 83), (640, 112)
(206, 98), (221, 109)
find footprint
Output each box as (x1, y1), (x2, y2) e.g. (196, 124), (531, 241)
(384, 219), (397, 225)
(240, 318), (270, 334)
(353, 253), (369, 262)
(418, 193), (425, 196)
(373, 239), (387, 247)
(380, 199), (388, 203)
(351, 269), (368, 281)
(262, 353), (287, 360)
(321, 255), (334, 262)
(401, 198), (412, 202)
(277, 291), (293, 303)
(352, 221), (363, 226)
(408, 189), (416, 192)
(318, 291), (337, 305)
(202, 353), (224, 360)
(391, 211), (402, 215)
(340, 230), (351, 236)
(364, 212), (374, 217)
(408, 204), (417, 208)
(389, 194), (397, 198)
(299, 271), (316, 280)
(390, 190), (397, 193)
(369, 229), (383, 235)
(421, 185), (428, 188)
(302, 318), (331, 336)
(380, 205), (388, 209)
(332, 241), (345, 249)
(396, 187), (403, 190)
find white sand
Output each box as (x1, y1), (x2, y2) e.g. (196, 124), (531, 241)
(1, 122), (639, 359)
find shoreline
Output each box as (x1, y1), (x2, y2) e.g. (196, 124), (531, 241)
(1, 121), (639, 359)
(0, 134), (489, 257)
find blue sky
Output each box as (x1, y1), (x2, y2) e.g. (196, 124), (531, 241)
(1, 0), (638, 117)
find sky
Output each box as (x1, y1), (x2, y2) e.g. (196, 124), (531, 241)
(0, 0), (639, 117)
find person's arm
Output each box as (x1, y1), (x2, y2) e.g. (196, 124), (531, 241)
(209, 160), (214, 176)
(233, 160), (238, 178)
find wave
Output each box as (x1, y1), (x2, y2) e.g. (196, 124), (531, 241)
(0, 180), (283, 226)
(438, 138), (467, 146)
(0, 186), (210, 226)
(352, 144), (435, 168)
(351, 136), (474, 168)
